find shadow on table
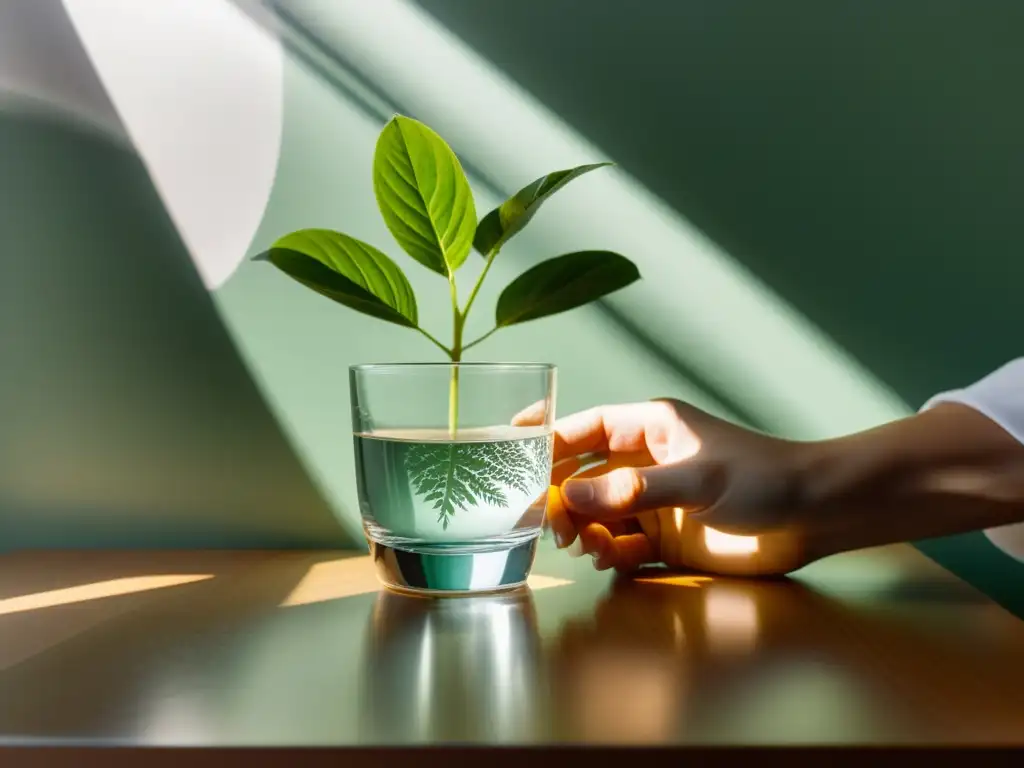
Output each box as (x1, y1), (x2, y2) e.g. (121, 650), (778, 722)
(0, 551), (346, 737)
(547, 571), (1024, 745)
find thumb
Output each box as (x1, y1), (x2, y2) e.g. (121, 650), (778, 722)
(560, 462), (707, 521)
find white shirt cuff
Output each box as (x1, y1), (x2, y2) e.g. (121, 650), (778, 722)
(921, 358), (1024, 562)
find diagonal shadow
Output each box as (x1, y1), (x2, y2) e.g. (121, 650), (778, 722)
(252, 0), (761, 431)
(410, 0), (1024, 409)
(0, 103), (352, 550)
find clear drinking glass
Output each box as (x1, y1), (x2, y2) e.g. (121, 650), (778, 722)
(350, 363), (557, 595)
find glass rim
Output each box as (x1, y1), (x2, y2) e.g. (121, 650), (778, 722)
(350, 362), (556, 374)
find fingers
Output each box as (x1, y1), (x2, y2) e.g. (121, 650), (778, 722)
(521, 399), (703, 471)
(561, 466), (644, 520)
(552, 490), (661, 571)
(609, 533), (658, 573)
(560, 461), (711, 522)
(577, 522), (615, 569)
(548, 475), (634, 552)
(551, 456), (586, 487)
(635, 509), (661, 542)
(548, 403), (660, 463)
(546, 485), (578, 549)
(572, 525), (658, 572)
(511, 399), (548, 427)
(548, 451), (653, 548)
(553, 449), (649, 487)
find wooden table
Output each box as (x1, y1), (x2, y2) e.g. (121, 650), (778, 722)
(0, 540), (1022, 748)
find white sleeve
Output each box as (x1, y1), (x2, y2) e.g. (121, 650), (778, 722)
(921, 358), (1024, 562)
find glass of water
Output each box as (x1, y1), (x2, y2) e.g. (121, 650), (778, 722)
(350, 363), (557, 595)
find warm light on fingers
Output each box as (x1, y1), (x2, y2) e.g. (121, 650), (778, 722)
(568, 451), (650, 480)
(511, 399), (547, 426)
(635, 510), (661, 541)
(672, 506), (759, 557)
(704, 526), (759, 555)
(673, 506), (685, 532)
(599, 466), (645, 511)
(545, 485), (579, 550)
(551, 457), (585, 486)
(611, 532), (657, 572)
(578, 522), (615, 568)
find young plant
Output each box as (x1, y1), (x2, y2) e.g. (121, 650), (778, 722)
(256, 115), (640, 437)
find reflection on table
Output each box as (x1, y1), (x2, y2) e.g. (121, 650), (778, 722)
(359, 556), (1024, 745)
(362, 588), (545, 743)
(0, 546), (1021, 745)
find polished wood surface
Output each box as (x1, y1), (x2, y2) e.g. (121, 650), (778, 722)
(0, 541), (1022, 745)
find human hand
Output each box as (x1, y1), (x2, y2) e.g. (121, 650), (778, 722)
(517, 399), (825, 576)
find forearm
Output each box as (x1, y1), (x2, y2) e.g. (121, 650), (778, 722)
(798, 402), (1024, 558)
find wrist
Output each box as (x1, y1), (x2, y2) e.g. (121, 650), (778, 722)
(785, 437), (867, 560)
(786, 404), (1024, 557)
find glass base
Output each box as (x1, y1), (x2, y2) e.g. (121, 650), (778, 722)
(368, 535), (540, 596)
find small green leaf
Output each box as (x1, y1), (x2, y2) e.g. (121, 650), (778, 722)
(495, 250), (640, 327)
(373, 115), (477, 277)
(474, 162), (611, 256)
(259, 229), (418, 327)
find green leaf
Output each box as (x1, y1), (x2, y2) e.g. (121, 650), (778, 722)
(474, 162), (611, 255)
(258, 229), (418, 328)
(373, 115), (477, 277)
(495, 250), (640, 327)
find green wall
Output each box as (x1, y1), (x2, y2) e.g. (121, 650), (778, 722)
(411, 0), (1024, 615)
(212, 53), (738, 548)
(1, 3), (731, 552)
(3, 0), (1023, 619)
(411, 0), (1024, 403)
(0, 105), (352, 549)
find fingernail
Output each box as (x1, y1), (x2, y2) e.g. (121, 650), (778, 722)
(554, 530), (567, 548)
(562, 480), (594, 507)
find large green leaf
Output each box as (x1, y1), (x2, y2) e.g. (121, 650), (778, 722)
(495, 250), (640, 327)
(257, 229), (418, 327)
(474, 162), (611, 256)
(373, 115), (477, 277)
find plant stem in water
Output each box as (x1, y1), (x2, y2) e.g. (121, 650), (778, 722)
(448, 358), (460, 439)
(448, 277), (463, 439)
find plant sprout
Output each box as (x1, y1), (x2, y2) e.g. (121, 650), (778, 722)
(256, 115), (640, 437)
